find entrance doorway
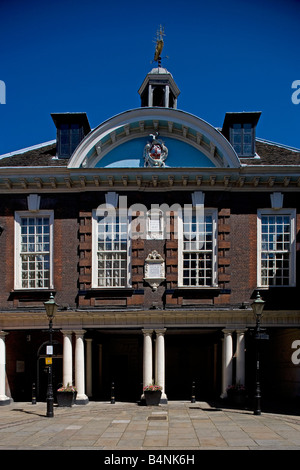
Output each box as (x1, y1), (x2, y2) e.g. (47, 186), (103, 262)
(88, 329), (221, 403)
(94, 332), (143, 402)
(165, 330), (222, 401)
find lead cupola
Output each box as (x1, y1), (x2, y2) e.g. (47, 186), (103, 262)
(138, 26), (180, 109)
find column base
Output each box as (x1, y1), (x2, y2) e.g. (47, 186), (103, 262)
(0, 396), (12, 406)
(75, 394), (89, 405)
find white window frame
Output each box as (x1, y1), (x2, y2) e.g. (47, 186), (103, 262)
(178, 208), (218, 288)
(92, 209), (131, 288)
(14, 211), (54, 290)
(257, 208), (296, 288)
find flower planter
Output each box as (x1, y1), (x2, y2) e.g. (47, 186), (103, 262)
(56, 391), (77, 407)
(144, 390), (162, 406)
(227, 390), (246, 406)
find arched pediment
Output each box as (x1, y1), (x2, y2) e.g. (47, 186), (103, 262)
(67, 108), (240, 169)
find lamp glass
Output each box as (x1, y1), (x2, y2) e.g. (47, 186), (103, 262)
(251, 292), (265, 318)
(44, 294), (58, 320)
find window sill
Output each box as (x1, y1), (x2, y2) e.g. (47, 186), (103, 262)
(9, 289), (56, 298)
(8, 289), (56, 307)
(176, 286), (220, 291)
(79, 287), (142, 298)
(256, 285), (296, 290)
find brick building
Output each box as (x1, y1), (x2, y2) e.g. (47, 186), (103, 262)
(0, 55), (300, 407)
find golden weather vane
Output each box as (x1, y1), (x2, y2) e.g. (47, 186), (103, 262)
(153, 25), (165, 67)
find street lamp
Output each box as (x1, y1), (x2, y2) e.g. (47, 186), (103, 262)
(251, 291), (265, 416)
(44, 293), (58, 418)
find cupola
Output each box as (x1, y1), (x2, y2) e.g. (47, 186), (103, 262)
(138, 26), (180, 109)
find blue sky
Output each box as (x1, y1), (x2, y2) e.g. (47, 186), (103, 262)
(0, 0), (300, 155)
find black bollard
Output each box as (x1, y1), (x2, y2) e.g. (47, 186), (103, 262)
(191, 381), (196, 403)
(111, 382), (115, 404)
(32, 383), (36, 405)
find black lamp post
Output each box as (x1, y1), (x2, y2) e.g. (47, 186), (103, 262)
(44, 293), (58, 418)
(251, 292), (265, 416)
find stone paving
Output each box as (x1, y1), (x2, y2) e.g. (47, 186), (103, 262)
(1, 400), (300, 450)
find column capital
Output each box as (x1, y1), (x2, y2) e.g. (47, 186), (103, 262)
(0, 331), (9, 339)
(222, 329), (234, 336)
(61, 330), (73, 336)
(236, 328), (247, 335)
(142, 329), (153, 336)
(155, 328), (166, 336)
(73, 330), (86, 338)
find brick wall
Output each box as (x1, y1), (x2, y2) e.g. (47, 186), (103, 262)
(0, 190), (299, 311)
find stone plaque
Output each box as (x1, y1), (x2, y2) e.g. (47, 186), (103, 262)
(144, 250), (165, 291)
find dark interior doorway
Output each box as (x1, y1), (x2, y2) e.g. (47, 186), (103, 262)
(165, 331), (222, 401)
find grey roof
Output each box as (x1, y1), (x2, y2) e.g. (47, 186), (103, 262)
(0, 139), (299, 168)
(0, 143), (67, 167)
(242, 140), (300, 165)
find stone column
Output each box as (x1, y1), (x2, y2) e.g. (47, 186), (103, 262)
(155, 329), (167, 403)
(221, 329), (233, 398)
(0, 332), (10, 405)
(148, 84), (153, 107)
(74, 330), (88, 404)
(86, 338), (93, 398)
(62, 331), (73, 387)
(236, 329), (246, 386)
(142, 329), (153, 390)
(165, 85), (170, 108)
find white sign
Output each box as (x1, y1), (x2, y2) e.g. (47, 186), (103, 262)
(149, 219), (160, 232)
(46, 345), (53, 355)
(148, 263), (162, 278)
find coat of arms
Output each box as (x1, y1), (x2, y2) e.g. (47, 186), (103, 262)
(144, 133), (168, 167)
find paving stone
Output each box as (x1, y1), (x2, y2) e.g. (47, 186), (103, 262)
(2, 401), (300, 450)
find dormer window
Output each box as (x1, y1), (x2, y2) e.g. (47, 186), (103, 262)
(230, 123), (254, 156)
(58, 123), (84, 158)
(221, 112), (261, 158)
(51, 113), (91, 159)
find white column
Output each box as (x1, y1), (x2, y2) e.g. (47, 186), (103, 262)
(62, 331), (73, 387)
(236, 329), (246, 386)
(74, 330), (88, 404)
(86, 338), (93, 398)
(221, 329), (233, 398)
(155, 328), (167, 403)
(165, 85), (170, 107)
(0, 332), (10, 405)
(142, 329), (153, 390)
(148, 84), (153, 107)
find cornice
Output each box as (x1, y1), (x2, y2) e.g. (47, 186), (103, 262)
(0, 166), (300, 193)
(1, 308), (300, 330)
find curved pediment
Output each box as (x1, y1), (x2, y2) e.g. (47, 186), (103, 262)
(68, 108), (240, 169)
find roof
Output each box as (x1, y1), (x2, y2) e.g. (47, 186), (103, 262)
(221, 111), (261, 139)
(243, 139), (300, 165)
(0, 142), (66, 167)
(51, 112), (91, 135)
(0, 135), (300, 168)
